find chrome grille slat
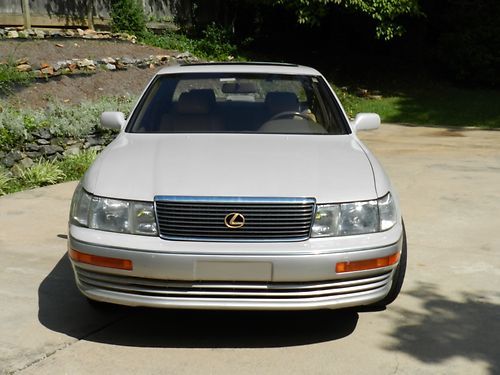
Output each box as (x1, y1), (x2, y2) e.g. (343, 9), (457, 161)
(76, 266), (392, 300)
(156, 219), (312, 225)
(157, 212), (314, 216)
(160, 224), (309, 233)
(155, 196), (316, 242)
(158, 208), (314, 213)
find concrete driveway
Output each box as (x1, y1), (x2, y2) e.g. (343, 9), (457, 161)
(1, 124), (499, 374)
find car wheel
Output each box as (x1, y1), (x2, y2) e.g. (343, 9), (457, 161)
(372, 221), (407, 308)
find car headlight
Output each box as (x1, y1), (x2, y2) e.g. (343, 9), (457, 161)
(69, 184), (157, 236)
(311, 193), (397, 237)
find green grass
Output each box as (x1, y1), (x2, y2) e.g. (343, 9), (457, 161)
(336, 84), (500, 129)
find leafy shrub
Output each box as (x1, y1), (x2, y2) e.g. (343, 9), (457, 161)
(0, 97), (134, 151)
(18, 160), (66, 188)
(110, 0), (147, 36)
(141, 24), (239, 61)
(59, 149), (99, 181)
(0, 107), (34, 149)
(195, 23), (237, 60)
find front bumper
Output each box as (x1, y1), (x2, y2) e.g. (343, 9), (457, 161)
(68, 223), (403, 310)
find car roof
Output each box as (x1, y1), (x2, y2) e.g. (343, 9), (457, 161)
(157, 62), (322, 76)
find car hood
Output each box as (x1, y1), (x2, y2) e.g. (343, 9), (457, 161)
(84, 133), (377, 203)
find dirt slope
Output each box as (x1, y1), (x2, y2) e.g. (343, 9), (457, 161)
(0, 39), (177, 108)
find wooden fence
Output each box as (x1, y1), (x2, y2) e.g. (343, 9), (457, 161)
(0, 0), (178, 29)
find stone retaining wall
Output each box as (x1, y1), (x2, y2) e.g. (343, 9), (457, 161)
(0, 128), (116, 172)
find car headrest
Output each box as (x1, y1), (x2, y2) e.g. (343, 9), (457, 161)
(177, 89), (216, 114)
(265, 91), (299, 114)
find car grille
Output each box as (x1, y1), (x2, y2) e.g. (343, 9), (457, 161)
(154, 196), (316, 242)
(75, 266), (392, 301)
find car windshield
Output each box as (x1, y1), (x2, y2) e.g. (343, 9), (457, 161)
(127, 73), (349, 135)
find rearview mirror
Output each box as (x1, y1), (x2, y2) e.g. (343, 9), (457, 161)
(221, 82), (257, 94)
(100, 112), (126, 130)
(352, 113), (380, 132)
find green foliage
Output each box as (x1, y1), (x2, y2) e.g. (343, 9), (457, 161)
(0, 167), (12, 195)
(0, 150), (101, 196)
(0, 105), (43, 149)
(195, 23), (237, 60)
(141, 24), (239, 60)
(141, 30), (198, 54)
(0, 97), (134, 151)
(43, 97), (132, 137)
(59, 149), (98, 181)
(18, 160), (66, 188)
(0, 62), (32, 95)
(110, 0), (147, 36)
(436, 0), (500, 87)
(335, 84), (500, 128)
(276, 0), (420, 39)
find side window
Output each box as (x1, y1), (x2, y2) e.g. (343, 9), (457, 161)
(127, 78), (177, 132)
(312, 78), (345, 134)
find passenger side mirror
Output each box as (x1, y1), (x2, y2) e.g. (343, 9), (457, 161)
(100, 112), (126, 130)
(352, 113), (380, 132)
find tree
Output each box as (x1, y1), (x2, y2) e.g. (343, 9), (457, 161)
(277, 0), (421, 40)
(109, 0), (147, 35)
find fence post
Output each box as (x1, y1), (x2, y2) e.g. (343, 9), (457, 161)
(87, 0), (94, 29)
(21, 0), (31, 29)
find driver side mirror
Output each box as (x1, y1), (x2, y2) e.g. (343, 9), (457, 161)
(352, 113), (381, 132)
(100, 112), (126, 131)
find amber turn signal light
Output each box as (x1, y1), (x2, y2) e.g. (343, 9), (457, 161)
(69, 248), (133, 270)
(336, 252), (400, 273)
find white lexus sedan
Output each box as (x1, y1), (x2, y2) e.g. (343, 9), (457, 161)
(68, 62), (406, 310)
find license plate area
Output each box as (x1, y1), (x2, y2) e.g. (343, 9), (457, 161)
(195, 261), (273, 281)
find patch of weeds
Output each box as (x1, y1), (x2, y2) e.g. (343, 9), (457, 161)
(141, 30), (197, 54)
(44, 96), (134, 137)
(0, 96), (134, 152)
(0, 167), (12, 195)
(0, 149), (101, 196)
(59, 149), (99, 181)
(18, 159), (66, 188)
(0, 62), (33, 96)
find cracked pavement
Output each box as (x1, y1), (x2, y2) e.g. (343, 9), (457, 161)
(1, 124), (499, 374)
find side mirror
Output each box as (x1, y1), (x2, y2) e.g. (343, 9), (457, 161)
(352, 113), (380, 132)
(100, 112), (126, 130)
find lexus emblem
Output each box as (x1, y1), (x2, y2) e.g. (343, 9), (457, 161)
(224, 212), (245, 229)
